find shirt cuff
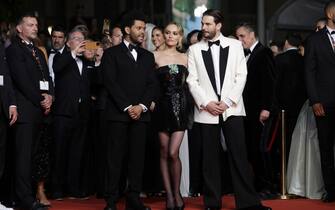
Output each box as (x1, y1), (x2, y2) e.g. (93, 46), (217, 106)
(201, 100), (211, 110)
(223, 98), (233, 107)
(9, 105), (17, 108)
(124, 105), (132, 112)
(139, 104), (148, 112)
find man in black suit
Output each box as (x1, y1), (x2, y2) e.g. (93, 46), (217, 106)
(102, 10), (156, 210)
(6, 13), (53, 210)
(275, 33), (307, 157)
(235, 23), (275, 194)
(0, 42), (18, 210)
(51, 27), (92, 199)
(305, 0), (335, 202)
(48, 25), (67, 85)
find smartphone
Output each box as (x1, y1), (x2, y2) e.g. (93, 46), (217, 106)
(85, 41), (100, 50)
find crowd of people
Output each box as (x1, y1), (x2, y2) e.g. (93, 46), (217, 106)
(0, 1), (335, 210)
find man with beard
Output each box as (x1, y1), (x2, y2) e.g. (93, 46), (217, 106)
(48, 25), (66, 85)
(187, 9), (271, 210)
(101, 10), (156, 210)
(305, 0), (335, 202)
(6, 13), (53, 210)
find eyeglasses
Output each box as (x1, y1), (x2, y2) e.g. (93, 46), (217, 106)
(71, 36), (85, 42)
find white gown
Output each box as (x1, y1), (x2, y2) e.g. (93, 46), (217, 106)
(179, 130), (190, 197)
(287, 101), (326, 199)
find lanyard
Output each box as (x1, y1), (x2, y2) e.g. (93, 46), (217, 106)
(27, 45), (47, 82)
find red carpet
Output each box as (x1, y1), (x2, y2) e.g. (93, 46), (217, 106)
(50, 196), (335, 210)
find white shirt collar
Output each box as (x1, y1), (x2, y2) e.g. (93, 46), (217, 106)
(22, 39), (33, 46)
(249, 40), (259, 52)
(58, 46), (65, 53)
(209, 33), (224, 42)
(326, 26), (335, 34)
(123, 39), (132, 48)
(285, 47), (298, 52)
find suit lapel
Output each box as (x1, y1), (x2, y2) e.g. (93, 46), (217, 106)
(321, 29), (335, 55)
(121, 42), (136, 63)
(219, 46), (229, 92)
(247, 42), (261, 67)
(20, 43), (36, 61)
(201, 48), (217, 93)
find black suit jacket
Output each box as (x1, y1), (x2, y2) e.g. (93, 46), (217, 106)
(275, 49), (306, 117)
(305, 28), (335, 107)
(53, 50), (92, 119)
(101, 42), (156, 122)
(243, 42), (275, 116)
(0, 43), (16, 119)
(6, 37), (54, 123)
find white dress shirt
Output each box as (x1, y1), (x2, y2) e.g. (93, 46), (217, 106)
(208, 34), (233, 107)
(71, 50), (83, 75)
(123, 39), (138, 61)
(121, 39), (147, 112)
(48, 46), (65, 84)
(326, 26), (335, 51)
(246, 40), (258, 62)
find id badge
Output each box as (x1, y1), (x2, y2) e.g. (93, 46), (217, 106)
(0, 75), (3, 86)
(39, 80), (49, 91)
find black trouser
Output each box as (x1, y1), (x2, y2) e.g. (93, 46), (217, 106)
(315, 107), (335, 195)
(188, 123), (203, 194)
(244, 114), (268, 191)
(51, 105), (89, 195)
(94, 109), (108, 196)
(142, 116), (163, 194)
(200, 116), (260, 209)
(105, 120), (147, 206)
(0, 111), (7, 180)
(14, 122), (42, 208)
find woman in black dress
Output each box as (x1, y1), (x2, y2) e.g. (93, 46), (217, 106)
(153, 22), (189, 210)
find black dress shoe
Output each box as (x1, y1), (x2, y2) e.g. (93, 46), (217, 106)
(204, 207), (220, 210)
(126, 205), (151, 210)
(50, 192), (64, 201)
(125, 202), (151, 210)
(31, 201), (49, 210)
(104, 205), (117, 210)
(322, 192), (335, 203)
(125, 196), (151, 210)
(175, 204), (185, 210)
(68, 193), (90, 200)
(238, 205), (272, 210)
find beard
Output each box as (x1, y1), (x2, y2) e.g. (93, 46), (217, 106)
(201, 30), (216, 40)
(129, 33), (144, 45)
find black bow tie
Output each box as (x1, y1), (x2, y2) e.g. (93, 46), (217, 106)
(128, 44), (137, 52)
(244, 49), (251, 56)
(50, 49), (57, 54)
(330, 31), (335, 35)
(208, 40), (220, 47)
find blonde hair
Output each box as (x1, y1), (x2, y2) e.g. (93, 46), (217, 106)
(164, 21), (184, 50)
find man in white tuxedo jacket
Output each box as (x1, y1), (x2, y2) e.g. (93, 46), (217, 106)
(187, 9), (271, 210)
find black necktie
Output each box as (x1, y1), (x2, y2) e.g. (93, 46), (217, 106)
(208, 40), (220, 47)
(244, 49), (251, 56)
(128, 44), (137, 52)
